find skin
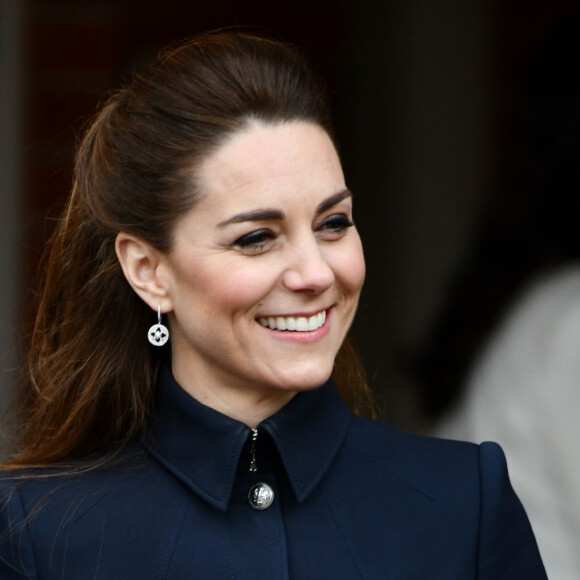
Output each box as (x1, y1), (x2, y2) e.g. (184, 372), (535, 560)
(116, 121), (365, 427)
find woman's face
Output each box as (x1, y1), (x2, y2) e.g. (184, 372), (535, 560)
(158, 121), (365, 402)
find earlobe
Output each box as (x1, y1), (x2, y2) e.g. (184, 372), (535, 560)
(115, 232), (172, 312)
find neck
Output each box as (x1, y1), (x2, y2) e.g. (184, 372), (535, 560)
(171, 361), (297, 429)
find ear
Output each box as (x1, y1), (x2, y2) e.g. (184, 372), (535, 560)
(115, 232), (173, 313)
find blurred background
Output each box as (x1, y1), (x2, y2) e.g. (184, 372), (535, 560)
(1, 0), (579, 432)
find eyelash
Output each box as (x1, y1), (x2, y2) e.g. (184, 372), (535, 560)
(233, 214), (354, 253)
(318, 215), (354, 234)
(233, 229), (275, 251)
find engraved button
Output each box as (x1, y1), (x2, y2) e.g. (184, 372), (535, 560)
(247, 482), (275, 510)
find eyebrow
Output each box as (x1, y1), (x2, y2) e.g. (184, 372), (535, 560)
(316, 188), (352, 214)
(218, 188), (352, 227)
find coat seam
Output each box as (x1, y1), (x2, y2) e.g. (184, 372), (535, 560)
(342, 441), (435, 501)
(157, 497), (192, 580)
(317, 485), (367, 580)
(14, 485), (39, 579)
(475, 444), (483, 580)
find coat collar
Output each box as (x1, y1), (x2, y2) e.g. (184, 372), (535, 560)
(141, 362), (352, 511)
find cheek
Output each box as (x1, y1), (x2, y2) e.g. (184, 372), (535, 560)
(194, 262), (278, 313)
(335, 238), (366, 294)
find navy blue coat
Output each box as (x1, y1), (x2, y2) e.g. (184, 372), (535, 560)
(0, 365), (546, 579)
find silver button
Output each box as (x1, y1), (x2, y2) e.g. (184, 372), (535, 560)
(247, 482), (275, 510)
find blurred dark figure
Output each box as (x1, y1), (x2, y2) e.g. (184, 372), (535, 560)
(418, 8), (580, 579)
(418, 8), (580, 419)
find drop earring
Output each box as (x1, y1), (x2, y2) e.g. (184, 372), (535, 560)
(148, 304), (169, 346)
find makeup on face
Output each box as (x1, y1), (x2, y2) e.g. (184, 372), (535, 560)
(159, 121), (365, 422)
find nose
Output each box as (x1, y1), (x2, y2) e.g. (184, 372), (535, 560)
(282, 237), (334, 294)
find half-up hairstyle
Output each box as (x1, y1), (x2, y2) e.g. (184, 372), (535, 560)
(3, 30), (374, 470)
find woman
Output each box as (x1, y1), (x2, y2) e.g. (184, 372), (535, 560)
(0, 31), (545, 578)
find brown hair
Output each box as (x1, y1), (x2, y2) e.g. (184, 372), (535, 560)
(3, 31), (374, 470)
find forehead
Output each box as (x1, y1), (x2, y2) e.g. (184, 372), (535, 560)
(193, 121), (344, 209)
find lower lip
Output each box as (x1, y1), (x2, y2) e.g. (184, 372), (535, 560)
(257, 308), (332, 343)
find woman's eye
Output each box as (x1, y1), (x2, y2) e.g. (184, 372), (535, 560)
(318, 215), (354, 237)
(233, 229), (275, 253)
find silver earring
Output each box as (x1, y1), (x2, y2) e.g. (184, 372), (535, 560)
(148, 304), (169, 346)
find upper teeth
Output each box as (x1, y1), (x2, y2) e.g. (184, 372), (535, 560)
(258, 310), (327, 332)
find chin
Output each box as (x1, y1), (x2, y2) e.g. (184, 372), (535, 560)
(269, 362), (334, 393)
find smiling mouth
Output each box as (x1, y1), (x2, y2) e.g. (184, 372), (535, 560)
(257, 309), (327, 332)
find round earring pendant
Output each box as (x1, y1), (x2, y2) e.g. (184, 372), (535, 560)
(148, 323), (169, 346)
